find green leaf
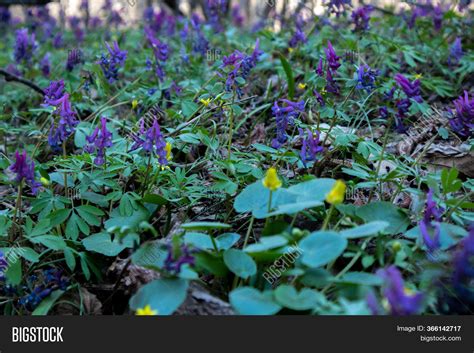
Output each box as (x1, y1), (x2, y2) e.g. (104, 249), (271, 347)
(223, 249), (257, 279)
(299, 231), (348, 268)
(356, 202), (409, 234)
(441, 168), (462, 193)
(274, 285), (324, 310)
(340, 221), (389, 239)
(29, 235), (67, 250)
(32, 290), (64, 316)
(194, 252), (228, 277)
(183, 232), (215, 250)
(216, 233), (241, 250)
(244, 235), (288, 253)
(47, 209), (71, 228)
(181, 222), (231, 231)
(181, 100), (199, 118)
(279, 54), (295, 100)
(82, 232), (135, 256)
(336, 272), (383, 286)
(230, 287), (281, 315)
(129, 279), (189, 315)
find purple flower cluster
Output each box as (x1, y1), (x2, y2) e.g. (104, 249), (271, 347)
(163, 244), (195, 275)
(0, 6), (11, 24)
(394, 74), (422, 103)
(19, 269), (69, 310)
(190, 15), (209, 56)
(145, 28), (169, 81)
(356, 64), (378, 93)
(9, 151), (41, 194)
(419, 189), (444, 253)
(289, 17), (307, 49)
(448, 38), (463, 66)
(131, 118), (168, 166)
(458, 0), (472, 11)
(99, 41), (127, 84)
(221, 39), (263, 96)
(449, 91), (474, 138)
(0, 251), (7, 281)
(232, 5), (244, 27)
(14, 28), (37, 63)
(206, 0), (228, 32)
(66, 48), (83, 72)
(351, 5), (373, 32)
(452, 225), (474, 304)
(84, 117), (113, 166)
(368, 266), (424, 315)
(322, 41), (341, 94)
(40, 53), (51, 77)
(69, 16), (84, 42)
(43, 80), (78, 152)
(299, 128), (324, 166)
(271, 99), (305, 149)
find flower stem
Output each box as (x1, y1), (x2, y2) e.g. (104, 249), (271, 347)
(12, 182), (23, 241)
(322, 204), (335, 230)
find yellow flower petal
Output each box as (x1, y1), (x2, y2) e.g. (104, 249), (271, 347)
(40, 177), (50, 186)
(414, 73), (422, 80)
(200, 98), (211, 107)
(136, 305), (158, 316)
(262, 167), (282, 191)
(325, 180), (346, 205)
(165, 142), (172, 161)
(298, 83), (307, 90)
(132, 100), (138, 110)
(288, 47), (294, 53)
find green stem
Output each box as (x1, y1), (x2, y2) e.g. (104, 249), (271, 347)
(242, 216), (255, 249)
(141, 154), (152, 197)
(12, 182), (23, 241)
(322, 204), (335, 230)
(62, 141), (68, 195)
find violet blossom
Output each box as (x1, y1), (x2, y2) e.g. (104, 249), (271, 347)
(377, 266), (424, 315)
(448, 37), (463, 66)
(449, 91), (474, 138)
(271, 99), (305, 149)
(40, 53), (51, 77)
(14, 28), (37, 63)
(394, 74), (422, 103)
(351, 5), (373, 32)
(84, 117), (113, 166)
(66, 48), (83, 72)
(9, 150), (41, 194)
(419, 188), (444, 253)
(299, 128), (324, 166)
(130, 118), (168, 166)
(356, 64), (378, 93)
(452, 225), (474, 305)
(99, 41), (127, 84)
(163, 244), (196, 275)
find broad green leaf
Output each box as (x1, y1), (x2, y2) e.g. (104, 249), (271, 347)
(223, 249), (257, 279)
(32, 290), (64, 316)
(340, 221), (389, 239)
(230, 287), (281, 315)
(299, 231), (348, 268)
(129, 279), (189, 315)
(274, 285), (324, 310)
(356, 202), (409, 234)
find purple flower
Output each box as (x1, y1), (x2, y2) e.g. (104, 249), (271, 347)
(325, 68), (339, 95)
(432, 4), (443, 31)
(271, 99), (304, 149)
(221, 39), (263, 96)
(419, 188), (443, 252)
(324, 41), (341, 73)
(44, 83), (78, 152)
(131, 118), (168, 165)
(0, 251), (8, 281)
(85, 117), (113, 166)
(314, 90), (325, 107)
(452, 225), (474, 302)
(394, 74), (422, 102)
(66, 48), (83, 72)
(52, 33), (63, 48)
(289, 28), (307, 49)
(14, 28), (37, 62)
(448, 38), (463, 66)
(206, 0), (227, 32)
(9, 151), (41, 194)
(232, 5), (244, 27)
(356, 65), (378, 93)
(144, 28), (168, 81)
(316, 57), (324, 76)
(43, 80), (65, 106)
(395, 98), (411, 133)
(0, 6), (11, 24)
(99, 41), (127, 84)
(377, 266), (424, 315)
(40, 53), (51, 77)
(163, 244), (196, 275)
(69, 16), (84, 42)
(449, 91), (474, 138)
(299, 128), (324, 166)
(351, 5), (373, 31)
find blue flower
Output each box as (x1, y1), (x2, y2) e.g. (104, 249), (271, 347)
(271, 99), (304, 149)
(356, 64), (378, 93)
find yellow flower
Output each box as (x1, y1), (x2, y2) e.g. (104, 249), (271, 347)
(40, 177), (50, 186)
(320, 88), (327, 96)
(165, 142), (172, 161)
(414, 73), (423, 80)
(298, 83), (307, 90)
(200, 98), (211, 107)
(132, 100), (138, 110)
(136, 305), (158, 316)
(391, 241), (402, 252)
(288, 47), (294, 53)
(325, 180), (346, 205)
(262, 167), (282, 191)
